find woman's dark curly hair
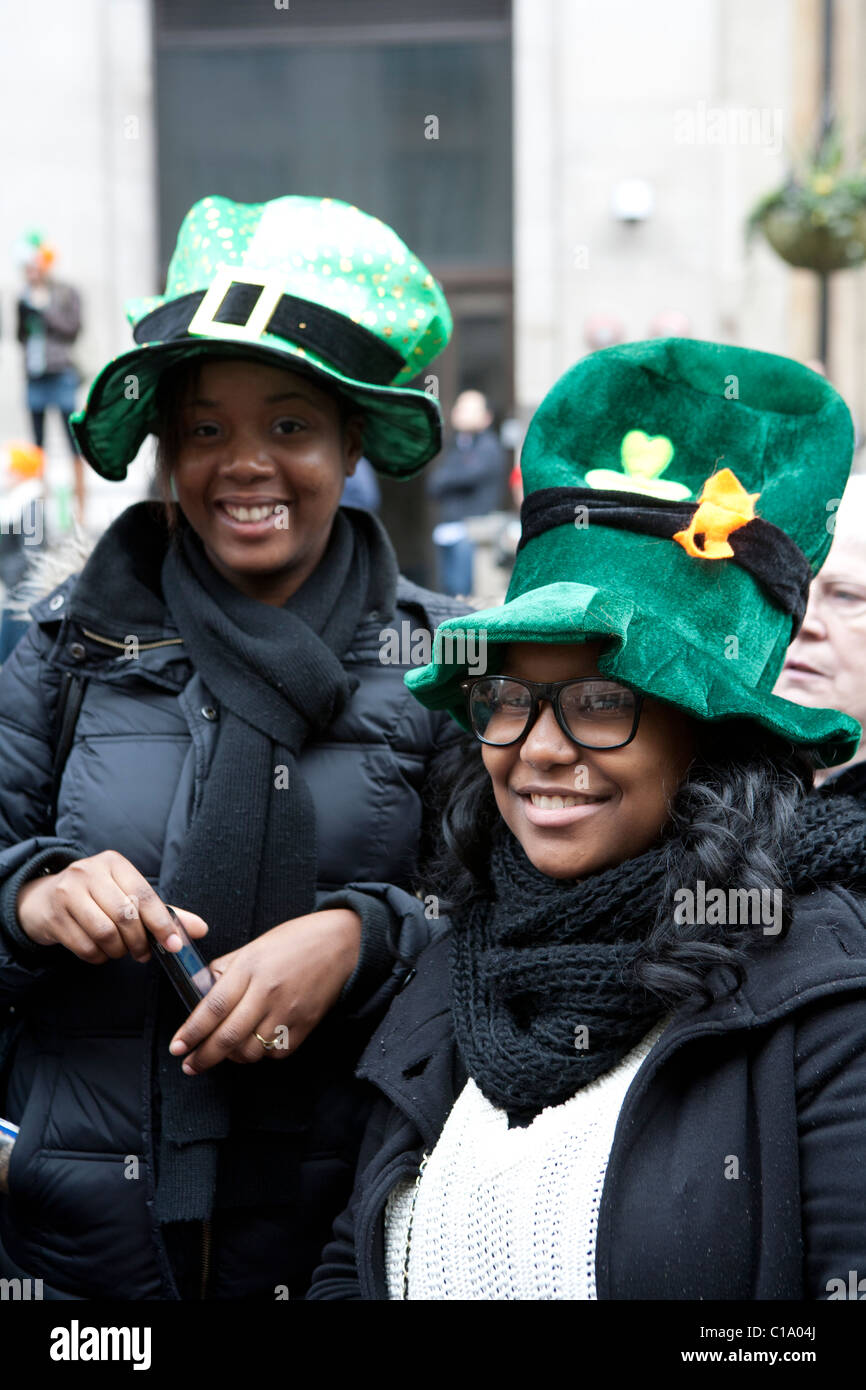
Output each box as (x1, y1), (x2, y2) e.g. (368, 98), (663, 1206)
(419, 717), (814, 1011)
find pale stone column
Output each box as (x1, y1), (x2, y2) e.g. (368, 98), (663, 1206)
(827, 0), (866, 442)
(511, 0), (832, 425)
(512, 0), (560, 424)
(0, 0), (156, 516)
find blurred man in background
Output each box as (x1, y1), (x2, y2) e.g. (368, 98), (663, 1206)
(775, 474), (866, 799)
(426, 388), (506, 597)
(16, 232), (86, 525)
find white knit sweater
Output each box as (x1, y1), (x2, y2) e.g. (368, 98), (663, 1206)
(384, 1018), (669, 1300)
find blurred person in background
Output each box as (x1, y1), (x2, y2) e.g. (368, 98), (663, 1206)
(775, 474), (866, 801)
(583, 311), (627, 352)
(647, 309), (693, 339)
(426, 389), (506, 597)
(15, 233), (86, 527)
(340, 455), (381, 512)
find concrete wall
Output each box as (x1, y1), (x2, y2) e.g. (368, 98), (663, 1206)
(829, 0), (866, 432)
(5, 0), (863, 517)
(0, 0), (157, 518)
(512, 0), (865, 430)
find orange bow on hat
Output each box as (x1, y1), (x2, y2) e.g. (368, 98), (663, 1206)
(673, 468), (760, 559)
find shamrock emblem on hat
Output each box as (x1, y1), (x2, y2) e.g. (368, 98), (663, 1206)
(585, 429), (693, 501)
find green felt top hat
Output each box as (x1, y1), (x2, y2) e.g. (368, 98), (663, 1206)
(71, 194), (452, 481)
(406, 337), (861, 767)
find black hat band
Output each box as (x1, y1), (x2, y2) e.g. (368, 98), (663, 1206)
(133, 283), (406, 387)
(519, 486), (812, 635)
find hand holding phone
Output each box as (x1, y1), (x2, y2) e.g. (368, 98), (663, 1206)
(16, 850), (208, 965)
(152, 906), (216, 1012)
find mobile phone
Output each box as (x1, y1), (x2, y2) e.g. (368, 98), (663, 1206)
(151, 905), (216, 1012)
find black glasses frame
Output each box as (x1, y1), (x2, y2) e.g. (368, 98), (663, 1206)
(459, 675), (644, 750)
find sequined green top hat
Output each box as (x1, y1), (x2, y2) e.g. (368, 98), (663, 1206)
(71, 194), (452, 481)
(405, 337), (861, 767)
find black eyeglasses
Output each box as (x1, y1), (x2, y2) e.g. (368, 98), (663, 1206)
(459, 675), (644, 750)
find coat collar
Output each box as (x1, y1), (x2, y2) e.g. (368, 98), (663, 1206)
(358, 885), (866, 1139)
(31, 501), (405, 649)
(31, 501), (175, 643)
(356, 934), (465, 1148)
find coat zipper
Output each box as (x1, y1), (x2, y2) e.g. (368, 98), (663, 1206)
(81, 628), (184, 652)
(200, 1219), (212, 1300)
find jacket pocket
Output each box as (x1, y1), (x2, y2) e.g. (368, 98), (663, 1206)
(6, 1051), (59, 1201)
(4, 1151), (161, 1299)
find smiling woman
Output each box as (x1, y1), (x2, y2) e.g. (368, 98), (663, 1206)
(473, 641), (694, 880)
(155, 358), (364, 603)
(309, 338), (866, 1302)
(0, 194), (466, 1302)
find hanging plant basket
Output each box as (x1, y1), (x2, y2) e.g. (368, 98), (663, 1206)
(755, 202), (866, 271)
(747, 130), (866, 273)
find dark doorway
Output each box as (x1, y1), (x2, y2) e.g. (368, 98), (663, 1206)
(153, 0), (514, 585)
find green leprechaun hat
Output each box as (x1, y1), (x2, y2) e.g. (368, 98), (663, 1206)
(71, 194), (452, 480)
(405, 337), (861, 767)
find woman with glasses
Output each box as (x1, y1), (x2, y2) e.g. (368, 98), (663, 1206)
(309, 339), (866, 1301)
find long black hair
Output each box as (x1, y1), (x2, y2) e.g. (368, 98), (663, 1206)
(420, 720), (814, 1011)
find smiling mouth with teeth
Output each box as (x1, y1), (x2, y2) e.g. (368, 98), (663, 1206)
(528, 793), (607, 809)
(220, 502), (284, 523)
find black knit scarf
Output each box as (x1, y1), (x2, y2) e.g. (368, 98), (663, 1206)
(153, 507), (397, 1224)
(451, 794), (866, 1126)
(451, 827), (668, 1127)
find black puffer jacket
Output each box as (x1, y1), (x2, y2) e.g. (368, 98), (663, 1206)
(0, 502), (465, 1300)
(310, 886), (866, 1300)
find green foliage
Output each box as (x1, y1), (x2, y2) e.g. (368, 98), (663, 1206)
(747, 126), (866, 244)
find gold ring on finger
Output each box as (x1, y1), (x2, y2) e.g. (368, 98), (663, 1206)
(255, 1031), (279, 1051)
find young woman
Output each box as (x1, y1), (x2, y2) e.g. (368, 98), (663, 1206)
(309, 338), (866, 1300)
(0, 194), (464, 1299)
